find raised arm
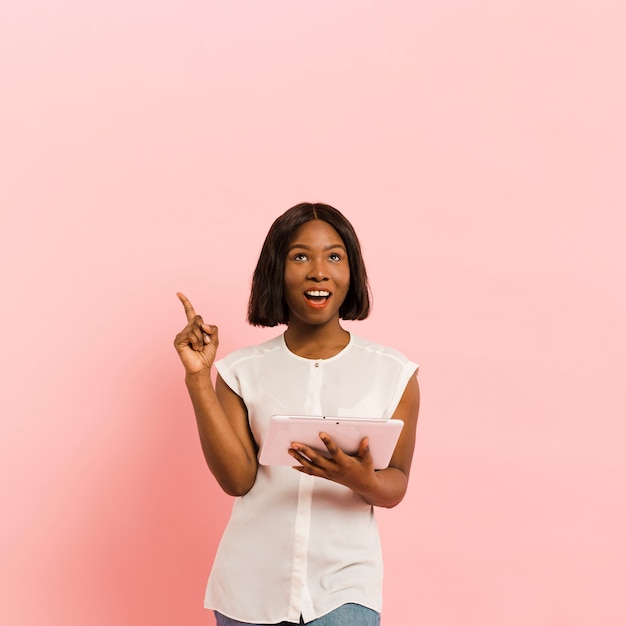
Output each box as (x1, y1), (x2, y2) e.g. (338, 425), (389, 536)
(173, 293), (258, 496)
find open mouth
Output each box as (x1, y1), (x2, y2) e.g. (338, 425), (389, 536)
(304, 290), (331, 306)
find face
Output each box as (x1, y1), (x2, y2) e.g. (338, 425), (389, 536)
(283, 219), (351, 328)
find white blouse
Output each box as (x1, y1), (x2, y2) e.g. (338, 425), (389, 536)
(205, 333), (418, 624)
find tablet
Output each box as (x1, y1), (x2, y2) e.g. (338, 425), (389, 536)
(258, 415), (404, 469)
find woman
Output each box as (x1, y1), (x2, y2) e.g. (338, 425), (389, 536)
(174, 202), (420, 625)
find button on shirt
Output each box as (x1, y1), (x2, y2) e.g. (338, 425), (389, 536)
(205, 333), (418, 624)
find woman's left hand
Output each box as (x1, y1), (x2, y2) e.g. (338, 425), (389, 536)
(289, 433), (377, 494)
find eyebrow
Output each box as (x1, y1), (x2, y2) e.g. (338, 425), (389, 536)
(287, 243), (347, 252)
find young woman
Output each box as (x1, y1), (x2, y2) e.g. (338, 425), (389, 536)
(174, 203), (420, 626)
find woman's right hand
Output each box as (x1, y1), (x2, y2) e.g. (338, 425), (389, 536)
(173, 292), (219, 375)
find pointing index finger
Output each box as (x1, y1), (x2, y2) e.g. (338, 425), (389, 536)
(176, 292), (198, 322)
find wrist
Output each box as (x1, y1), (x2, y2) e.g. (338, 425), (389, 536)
(184, 368), (213, 386)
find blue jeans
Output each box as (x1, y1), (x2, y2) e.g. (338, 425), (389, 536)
(215, 603), (381, 625)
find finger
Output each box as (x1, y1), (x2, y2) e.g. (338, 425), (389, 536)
(290, 456), (323, 478)
(174, 327), (201, 353)
(319, 432), (341, 457)
(201, 324), (219, 345)
(358, 437), (372, 459)
(177, 326), (202, 352)
(176, 292), (197, 323)
(289, 444), (322, 467)
(191, 326), (206, 351)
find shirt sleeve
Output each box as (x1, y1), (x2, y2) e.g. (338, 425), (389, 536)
(384, 360), (419, 419)
(214, 356), (242, 397)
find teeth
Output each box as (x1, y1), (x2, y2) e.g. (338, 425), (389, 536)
(306, 290), (330, 297)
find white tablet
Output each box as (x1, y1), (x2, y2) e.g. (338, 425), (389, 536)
(258, 415), (404, 469)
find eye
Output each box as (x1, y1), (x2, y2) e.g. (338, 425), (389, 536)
(293, 252), (308, 261)
(329, 252), (343, 262)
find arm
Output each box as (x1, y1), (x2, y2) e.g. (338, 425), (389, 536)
(185, 371), (258, 496)
(174, 293), (258, 496)
(289, 374), (420, 508)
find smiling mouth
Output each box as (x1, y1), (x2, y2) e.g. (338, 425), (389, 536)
(304, 290), (331, 306)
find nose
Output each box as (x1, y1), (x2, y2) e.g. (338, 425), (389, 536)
(306, 258), (329, 281)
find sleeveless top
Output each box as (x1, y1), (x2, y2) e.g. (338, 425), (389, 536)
(205, 332), (418, 623)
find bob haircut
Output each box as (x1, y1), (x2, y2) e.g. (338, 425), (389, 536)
(248, 202), (371, 327)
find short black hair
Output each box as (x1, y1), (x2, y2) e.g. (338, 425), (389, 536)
(247, 202), (371, 327)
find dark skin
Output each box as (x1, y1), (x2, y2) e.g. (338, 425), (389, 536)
(174, 219), (420, 506)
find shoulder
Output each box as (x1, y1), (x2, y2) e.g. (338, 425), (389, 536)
(216, 334), (285, 371)
(349, 334), (418, 370)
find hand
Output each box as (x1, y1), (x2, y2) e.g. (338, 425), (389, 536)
(289, 433), (377, 494)
(173, 292), (219, 375)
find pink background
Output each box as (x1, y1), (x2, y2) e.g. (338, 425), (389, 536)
(2, 2), (625, 624)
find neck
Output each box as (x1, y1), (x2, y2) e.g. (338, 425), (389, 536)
(284, 321), (350, 360)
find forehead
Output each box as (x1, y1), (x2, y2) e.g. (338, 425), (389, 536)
(289, 219), (345, 246)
